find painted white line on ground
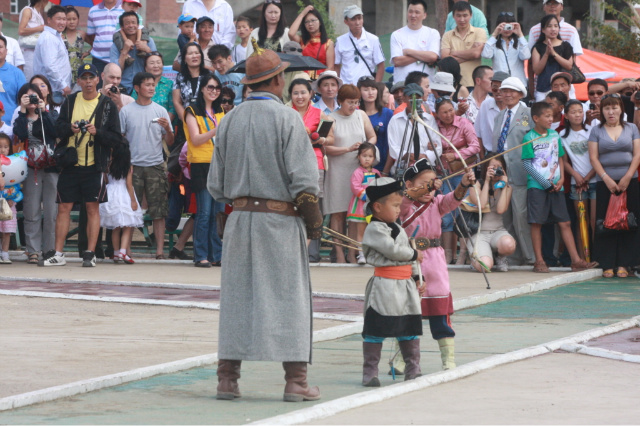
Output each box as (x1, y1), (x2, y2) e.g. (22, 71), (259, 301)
(0, 320), (365, 413)
(559, 343), (640, 363)
(250, 316), (640, 426)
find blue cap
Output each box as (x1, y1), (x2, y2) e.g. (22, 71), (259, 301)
(177, 14), (197, 25)
(77, 63), (99, 78)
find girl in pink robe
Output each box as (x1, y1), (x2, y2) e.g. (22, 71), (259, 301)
(399, 158), (476, 370)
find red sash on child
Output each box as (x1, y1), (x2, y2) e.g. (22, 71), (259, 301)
(374, 264), (413, 279)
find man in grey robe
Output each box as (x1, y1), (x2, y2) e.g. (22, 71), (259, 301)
(208, 40), (323, 402)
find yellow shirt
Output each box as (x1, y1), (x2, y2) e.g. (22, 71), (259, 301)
(441, 26), (487, 87)
(72, 93), (101, 166)
(184, 107), (225, 164)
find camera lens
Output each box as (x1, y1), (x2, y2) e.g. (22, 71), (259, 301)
(110, 86), (119, 94)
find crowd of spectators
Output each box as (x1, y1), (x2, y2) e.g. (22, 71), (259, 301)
(0, 0), (638, 275)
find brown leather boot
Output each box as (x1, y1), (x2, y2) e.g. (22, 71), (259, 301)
(398, 339), (422, 381)
(362, 342), (382, 387)
(216, 359), (242, 400)
(282, 362), (321, 402)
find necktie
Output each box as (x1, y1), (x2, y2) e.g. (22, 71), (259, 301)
(496, 109), (512, 153)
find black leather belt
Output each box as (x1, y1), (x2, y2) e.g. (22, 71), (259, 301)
(414, 237), (442, 250)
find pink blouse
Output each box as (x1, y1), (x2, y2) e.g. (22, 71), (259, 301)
(437, 115), (480, 171)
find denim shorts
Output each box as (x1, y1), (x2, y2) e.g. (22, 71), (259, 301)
(569, 182), (597, 201)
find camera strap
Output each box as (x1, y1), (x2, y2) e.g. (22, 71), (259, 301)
(73, 93), (108, 166)
(349, 36), (376, 77)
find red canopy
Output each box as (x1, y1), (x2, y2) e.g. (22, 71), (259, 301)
(573, 49), (640, 100)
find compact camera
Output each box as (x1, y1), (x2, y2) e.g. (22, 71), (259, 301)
(28, 94), (39, 105)
(109, 85), (120, 94)
(151, 118), (160, 123)
(504, 24), (513, 31)
(494, 166), (505, 177)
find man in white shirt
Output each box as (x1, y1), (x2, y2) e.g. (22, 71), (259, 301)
(334, 5), (385, 85)
(474, 71), (508, 156)
(464, 65), (492, 124)
(182, 0), (235, 49)
(33, 5), (72, 96)
(383, 83), (441, 179)
(390, 0), (440, 83)
(527, 0), (582, 97)
(0, 15), (24, 70)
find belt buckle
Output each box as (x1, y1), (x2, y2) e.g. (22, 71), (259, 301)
(415, 237), (430, 250)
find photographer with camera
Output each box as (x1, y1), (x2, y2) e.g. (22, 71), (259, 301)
(13, 83), (58, 265)
(466, 155), (517, 272)
(100, 63), (134, 112)
(481, 12), (530, 88)
(42, 63), (122, 268)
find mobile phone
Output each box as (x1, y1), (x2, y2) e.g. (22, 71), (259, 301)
(589, 104), (596, 110)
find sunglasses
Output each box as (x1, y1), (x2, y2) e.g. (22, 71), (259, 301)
(220, 98), (233, 104)
(588, 90), (605, 96)
(285, 47), (303, 53)
(145, 51), (163, 57)
(498, 11), (515, 17)
(358, 76), (375, 83)
(205, 85), (221, 91)
(602, 93), (621, 100)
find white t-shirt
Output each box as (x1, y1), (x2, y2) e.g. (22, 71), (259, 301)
(335, 30), (385, 85)
(561, 126), (596, 185)
(390, 25), (440, 82)
(387, 109), (442, 175)
(0, 122), (13, 141)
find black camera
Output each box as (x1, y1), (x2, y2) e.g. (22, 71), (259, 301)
(76, 119), (89, 133)
(28, 94), (39, 105)
(494, 166), (505, 177)
(589, 104), (596, 111)
(109, 85), (120, 94)
(635, 92), (640, 100)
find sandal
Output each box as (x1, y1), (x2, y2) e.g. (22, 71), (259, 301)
(616, 267), (629, 278)
(195, 260), (212, 268)
(533, 260), (550, 273)
(156, 254), (165, 260)
(27, 253), (39, 265)
(603, 269), (615, 278)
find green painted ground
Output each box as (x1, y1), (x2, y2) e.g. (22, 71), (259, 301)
(1, 278), (637, 425)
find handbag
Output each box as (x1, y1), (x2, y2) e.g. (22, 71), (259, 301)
(454, 210), (479, 238)
(448, 155), (478, 173)
(0, 198), (12, 221)
(18, 33), (40, 49)
(569, 63), (586, 85)
(167, 141), (185, 176)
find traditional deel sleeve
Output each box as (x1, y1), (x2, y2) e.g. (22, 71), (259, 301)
(436, 192), (463, 217)
(363, 222), (417, 263)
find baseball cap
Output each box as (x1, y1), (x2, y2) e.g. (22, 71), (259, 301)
(390, 80), (405, 94)
(343, 5), (363, 19)
(197, 16), (215, 28)
(177, 14), (197, 25)
(123, 0), (142, 6)
(0, 100), (4, 110)
(543, 0), (563, 4)
(77, 63), (99, 78)
(500, 77), (527, 97)
(491, 71), (510, 82)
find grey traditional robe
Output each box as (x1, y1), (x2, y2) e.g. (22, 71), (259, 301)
(208, 91), (319, 362)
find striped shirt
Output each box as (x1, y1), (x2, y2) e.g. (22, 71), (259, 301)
(87, 1), (124, 62)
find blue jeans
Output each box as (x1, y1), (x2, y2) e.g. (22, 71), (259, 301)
(363, 335), (418, 343)
(193, 188), (222, 262)
(441, 174), (463, 232)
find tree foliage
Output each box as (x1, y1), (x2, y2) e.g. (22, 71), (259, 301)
(296, 0), (337, 41)
(583, 1), (640, 62)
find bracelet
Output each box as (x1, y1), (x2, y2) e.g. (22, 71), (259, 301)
(460, 181), (473, 188)
(601, 172), (608, 179)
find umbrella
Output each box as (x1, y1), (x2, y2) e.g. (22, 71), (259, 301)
(49, 0), (101, 7)
(577, 193), (590, 262)
(228, 54), (326, 74)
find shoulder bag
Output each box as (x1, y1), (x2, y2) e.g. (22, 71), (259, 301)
(349, 36), (376, 78)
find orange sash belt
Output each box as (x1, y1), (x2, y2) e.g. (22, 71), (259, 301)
(374, 264), (413, 280)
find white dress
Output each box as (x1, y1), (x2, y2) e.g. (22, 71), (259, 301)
(99, 175), (144, 229)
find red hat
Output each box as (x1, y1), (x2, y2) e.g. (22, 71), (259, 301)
(123, 0), (142, 6)
(0, 100), (4, 111)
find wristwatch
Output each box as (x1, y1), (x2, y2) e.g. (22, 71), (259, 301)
(416, 60), (422, 65)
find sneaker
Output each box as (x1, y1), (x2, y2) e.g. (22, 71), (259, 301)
(40, 250), (66, 267)
(169, 247), (193, 260)
(82, 250), (96, 267)
(495, 255), (509, 272)
(0, 257), (11, 264)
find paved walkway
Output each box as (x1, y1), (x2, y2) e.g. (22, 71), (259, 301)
(1, 270), (638, 424)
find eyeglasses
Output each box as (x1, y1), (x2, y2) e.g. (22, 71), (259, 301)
(588, 90), (605, 96)
(220, 98), (233, 104)
(358, 76), (375, 83)
(344, 100), (360, 106)
(205, 85), (221, 91)
(498, 12), (515, 17)
(304, 19), (319, 25)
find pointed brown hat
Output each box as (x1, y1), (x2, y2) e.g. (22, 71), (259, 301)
(240, 38), (291, 85)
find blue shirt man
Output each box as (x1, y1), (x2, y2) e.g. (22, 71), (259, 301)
(0, 36), (26, 123)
